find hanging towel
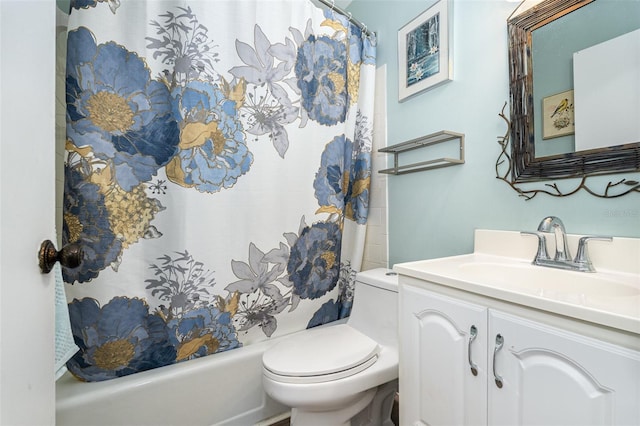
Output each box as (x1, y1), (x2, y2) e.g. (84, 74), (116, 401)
(54, 262), (78, 380)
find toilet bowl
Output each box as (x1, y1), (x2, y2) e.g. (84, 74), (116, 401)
(262, 268), (399, 426)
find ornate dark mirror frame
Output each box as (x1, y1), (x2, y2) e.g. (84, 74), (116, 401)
(498, 0), (640, 199)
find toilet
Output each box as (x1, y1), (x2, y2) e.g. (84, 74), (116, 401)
(262, 268), (399, 426)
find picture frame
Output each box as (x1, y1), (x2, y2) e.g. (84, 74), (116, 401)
(542, 90), (575, 139)
(398, 0), (453, 102)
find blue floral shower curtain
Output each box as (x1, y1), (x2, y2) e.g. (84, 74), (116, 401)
(62, 0), (376, 381)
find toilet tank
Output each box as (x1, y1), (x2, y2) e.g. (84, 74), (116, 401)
(347, 268), (398, 347)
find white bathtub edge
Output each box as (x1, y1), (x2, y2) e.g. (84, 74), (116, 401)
(56, 338), (289, 426)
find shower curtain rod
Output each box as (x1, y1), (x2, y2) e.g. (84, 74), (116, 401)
(314, 0), (374, 37)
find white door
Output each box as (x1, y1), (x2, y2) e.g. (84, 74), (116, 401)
(400, 285), (488, 426)
(0, 0), (56, 424)
(489, 310), (640, 426)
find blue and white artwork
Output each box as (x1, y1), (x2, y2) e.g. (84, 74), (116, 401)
(405, 13), (440, 87)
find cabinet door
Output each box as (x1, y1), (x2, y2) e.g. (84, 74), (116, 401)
(489, 310), (640, 426)
(400, 285), (488, 426)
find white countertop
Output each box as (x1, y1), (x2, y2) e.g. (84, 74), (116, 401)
(394, 230), (640, 335)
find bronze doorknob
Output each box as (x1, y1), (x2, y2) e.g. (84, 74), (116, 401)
(39, 240), (83, 274)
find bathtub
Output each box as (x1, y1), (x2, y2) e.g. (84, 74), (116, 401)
(56, 337), (290, 426)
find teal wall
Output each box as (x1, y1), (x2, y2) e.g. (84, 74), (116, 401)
(347, 0), (640, 266)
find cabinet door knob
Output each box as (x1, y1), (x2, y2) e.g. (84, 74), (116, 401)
(493, 334), (504, 389)
(468, 325), (478, 376)
(39, 240), (83, 274)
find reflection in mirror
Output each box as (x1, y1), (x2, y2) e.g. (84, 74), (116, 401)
(532, 0), (640, 158)
(499, 0), (640, 199)
(573, 30), (640, 153)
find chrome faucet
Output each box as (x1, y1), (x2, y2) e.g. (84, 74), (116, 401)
(521, 216), (612, 272)
(537, 216), (571, 262)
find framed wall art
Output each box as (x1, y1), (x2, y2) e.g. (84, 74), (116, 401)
(398, 0), (453, 102)
(542, 89), (575, 139)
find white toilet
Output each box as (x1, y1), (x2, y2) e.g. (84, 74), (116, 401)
(262, 268), (399, 426)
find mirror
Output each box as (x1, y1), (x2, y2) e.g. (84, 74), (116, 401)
(506, 0), (640, 184)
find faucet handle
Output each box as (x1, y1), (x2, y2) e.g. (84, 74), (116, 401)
(521, 231), (550, 262)
(573, 236), (613, 272)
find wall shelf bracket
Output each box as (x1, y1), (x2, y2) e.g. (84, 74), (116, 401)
(378, 130), (465, 175)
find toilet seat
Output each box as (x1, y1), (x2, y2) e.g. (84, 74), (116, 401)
(263, 324), (380, 384)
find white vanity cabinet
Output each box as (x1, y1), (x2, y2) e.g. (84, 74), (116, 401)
(400, 283), (640, 426)
(400, 285), (488, 425)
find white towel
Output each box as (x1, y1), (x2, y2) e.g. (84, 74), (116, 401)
(54, 262), (79, 380)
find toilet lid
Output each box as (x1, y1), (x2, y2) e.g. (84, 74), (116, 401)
(263, 324), (380, 378)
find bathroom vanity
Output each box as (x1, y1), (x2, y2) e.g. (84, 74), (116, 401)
(394, 229), (640, 426)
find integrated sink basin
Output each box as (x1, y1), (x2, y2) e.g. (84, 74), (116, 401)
(457, 260), (640, 299)
(402, 254), (640, 302)
(393, 229), (640, 335)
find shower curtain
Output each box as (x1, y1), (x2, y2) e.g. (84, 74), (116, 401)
(62, 0), (376, 382)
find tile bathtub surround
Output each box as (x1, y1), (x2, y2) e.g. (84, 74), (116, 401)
(363, 64), (389, 271)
